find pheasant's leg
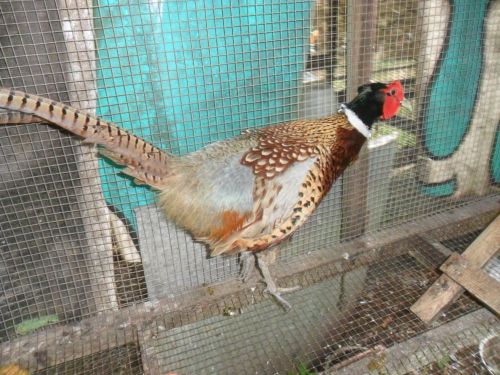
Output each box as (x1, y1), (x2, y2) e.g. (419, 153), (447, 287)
(256, 249), (300, 310)
(239, 251), (256, 282)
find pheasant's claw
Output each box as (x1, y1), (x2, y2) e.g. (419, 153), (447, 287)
(239, 251), (256, 283)
(264, 287), (293, 311)
(263, 285), (301, 311)
(257, 251), (300, 310)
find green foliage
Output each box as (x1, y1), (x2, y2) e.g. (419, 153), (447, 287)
(372, 124), (417, 149)
(288, 363), (317, 375)
(436, 355), (451, 370)
(14, 314), (59, 336)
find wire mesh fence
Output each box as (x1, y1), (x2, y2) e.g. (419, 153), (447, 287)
(0, 0), (499, 374)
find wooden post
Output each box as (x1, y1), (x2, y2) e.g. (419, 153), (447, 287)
(342, 0), (378, 238)
(411, 214), (500, 323)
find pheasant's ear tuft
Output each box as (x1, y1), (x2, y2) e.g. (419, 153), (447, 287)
(357, 83), (371, 94)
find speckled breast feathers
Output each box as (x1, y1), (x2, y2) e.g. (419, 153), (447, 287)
(208, 114), (367, 255)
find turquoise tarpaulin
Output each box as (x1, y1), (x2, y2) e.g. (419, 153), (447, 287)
(93, 0), (310, 228)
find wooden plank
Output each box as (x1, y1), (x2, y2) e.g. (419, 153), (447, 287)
(440, 253), (500, 315)
(341, 0), (378, 239)
(460, 214), (500, 263)
(411, 214), (500, 323)
(137, 323), (163, 375)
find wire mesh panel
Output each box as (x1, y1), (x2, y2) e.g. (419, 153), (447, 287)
(0, 0), (499, 374)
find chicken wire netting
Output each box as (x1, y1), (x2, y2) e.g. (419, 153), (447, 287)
(0, 0), (499, 374)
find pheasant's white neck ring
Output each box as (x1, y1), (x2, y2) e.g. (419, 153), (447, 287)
(339, 104), (371, 139)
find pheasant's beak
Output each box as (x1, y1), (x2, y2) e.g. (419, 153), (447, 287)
(400, 98), (412, 111)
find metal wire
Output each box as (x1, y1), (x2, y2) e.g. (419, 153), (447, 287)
(0, 0), (498, 374)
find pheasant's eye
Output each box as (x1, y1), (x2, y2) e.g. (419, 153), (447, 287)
(388, 89), (397, 96)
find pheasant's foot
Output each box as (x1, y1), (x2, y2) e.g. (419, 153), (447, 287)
(257, 251), (300, 310)
(239, 251), (256, 283)
(263, 284), (301, 311)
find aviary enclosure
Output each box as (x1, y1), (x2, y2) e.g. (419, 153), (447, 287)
(0, 0), (499, 374)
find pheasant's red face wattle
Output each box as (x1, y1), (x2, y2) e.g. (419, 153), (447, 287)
(380, 81), (404, 120)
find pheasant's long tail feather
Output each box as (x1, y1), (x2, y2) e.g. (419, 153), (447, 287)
(0, 109), (44, 125)
(0, 88), (172, 189)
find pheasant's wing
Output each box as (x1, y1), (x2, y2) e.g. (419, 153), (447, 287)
(209, 143), (335, 256)
(157, 134), (258, 241)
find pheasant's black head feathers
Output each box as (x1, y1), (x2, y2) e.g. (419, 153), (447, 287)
(347, 81), (404, 127)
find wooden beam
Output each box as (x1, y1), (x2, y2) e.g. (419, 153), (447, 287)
(341, 0), (378, 239)
(411, 214), (500, 323)
(455, 215), (500, 264)
(440, 253), (500, 315)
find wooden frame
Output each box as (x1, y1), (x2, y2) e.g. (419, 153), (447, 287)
(411, 214), (500, 323)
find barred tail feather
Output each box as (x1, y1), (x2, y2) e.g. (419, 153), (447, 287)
(0, 88), (172, 189)
(0, 109), (44, 125)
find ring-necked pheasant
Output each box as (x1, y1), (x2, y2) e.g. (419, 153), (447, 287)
(0, 81), (405, 309)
